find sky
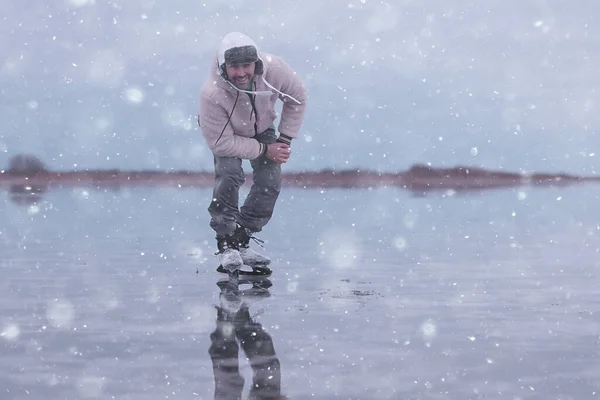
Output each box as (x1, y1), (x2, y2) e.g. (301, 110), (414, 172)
(1, 0), (599, 174)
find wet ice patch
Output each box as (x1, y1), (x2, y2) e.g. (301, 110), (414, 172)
(320, 288), (356, 311)
(46, 299), (75, 328)
(174, 240), (203, 261)
(319, 279), (379, 312)
(1, 323), (20, 341)
(185, 246), (203, 260)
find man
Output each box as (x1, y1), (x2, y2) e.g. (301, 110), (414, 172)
(198, 32), (307, 274)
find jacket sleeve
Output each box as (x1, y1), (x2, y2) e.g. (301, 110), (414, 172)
(265, 55), (307, 139)
(198, 92), (264, 159)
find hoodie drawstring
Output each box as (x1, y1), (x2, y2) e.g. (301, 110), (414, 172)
(225, 75), (302, 105)
(213, 91), (239, 147)
(261, 75), (302, 105)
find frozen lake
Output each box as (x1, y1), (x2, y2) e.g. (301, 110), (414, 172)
(1, 184), (599, 399)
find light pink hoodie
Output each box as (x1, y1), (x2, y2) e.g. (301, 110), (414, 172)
(198, 32), (308, 160)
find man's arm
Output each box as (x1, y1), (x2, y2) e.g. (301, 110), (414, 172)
(198, 93), (267, 159)
(263, 55), (307, 145)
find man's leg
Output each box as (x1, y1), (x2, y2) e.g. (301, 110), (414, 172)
(208, 155), (245, 271)
(238, 127), (281, 233)
(232, 128), (280, 266)
(209, 155), (245, 235)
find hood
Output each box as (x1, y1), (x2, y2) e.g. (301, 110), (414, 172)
(215, 32), (302, 105)
(217, 32), (260, 70)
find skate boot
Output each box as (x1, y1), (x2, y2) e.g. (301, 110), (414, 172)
(216, 234), (243, 273)
(233, 224), (271, 266)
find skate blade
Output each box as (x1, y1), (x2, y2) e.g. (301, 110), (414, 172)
(216, 264), (272, 277)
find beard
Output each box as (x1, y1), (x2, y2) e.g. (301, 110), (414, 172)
(231, 75), (252, 88)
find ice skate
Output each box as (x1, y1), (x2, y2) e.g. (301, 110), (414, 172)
(233, 225), (271, 266)
(239, 246), (271, 266)
(216, 234), (243, 274)
(215, 226), (273, 277)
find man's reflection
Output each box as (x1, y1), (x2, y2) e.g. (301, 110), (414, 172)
(209, 277), (287, 400)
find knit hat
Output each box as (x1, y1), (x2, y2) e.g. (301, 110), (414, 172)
(217, 32), (263, 77)
(224, 44), (258, 65)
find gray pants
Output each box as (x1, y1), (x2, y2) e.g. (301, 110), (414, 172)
(208, 127), (281, 236)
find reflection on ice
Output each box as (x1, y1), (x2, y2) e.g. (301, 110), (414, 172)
(209, 277), (285, 399)
(0, 187), (598, 399)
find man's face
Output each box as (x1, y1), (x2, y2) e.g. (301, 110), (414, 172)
(225, 62), (256, 88)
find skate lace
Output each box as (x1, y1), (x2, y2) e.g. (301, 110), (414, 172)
(248, 234), (265, 248)
(214, 230), (264, 255)
(215, 235), (240, 255)
(214, 243), (238, 255)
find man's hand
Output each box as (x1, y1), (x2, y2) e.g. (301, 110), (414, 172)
(266, 143), (291, 164)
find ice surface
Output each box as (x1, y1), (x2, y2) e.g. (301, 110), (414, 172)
(1, 186), (599, 399)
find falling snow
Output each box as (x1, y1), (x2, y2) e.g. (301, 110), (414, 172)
(0, 1), (598, 399)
